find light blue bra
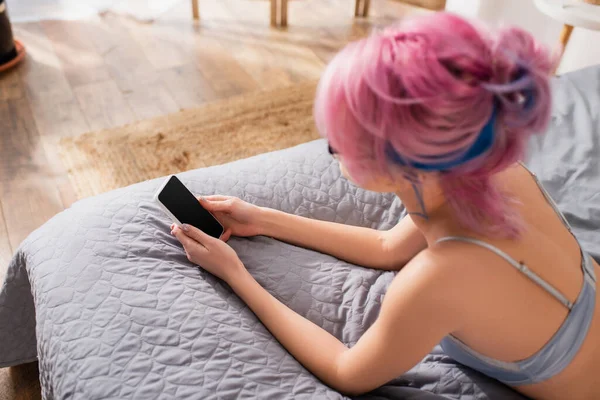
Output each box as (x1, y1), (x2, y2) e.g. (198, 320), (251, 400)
(438, 166), (597, 386)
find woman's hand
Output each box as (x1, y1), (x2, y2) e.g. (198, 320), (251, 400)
(198, 195), (265, 241)
(171, 223), (246, 283)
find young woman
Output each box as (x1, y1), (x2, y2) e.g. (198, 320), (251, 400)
(171, 13), (600, 399)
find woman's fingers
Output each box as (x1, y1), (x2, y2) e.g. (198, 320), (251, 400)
(220, 229), (232, 242)
(173, 226), (206, 250)
(201, 198), (234, 212)
(180, 224), (215, 246)
(200, 195), (232, 202)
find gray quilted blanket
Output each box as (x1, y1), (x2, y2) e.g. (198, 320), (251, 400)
(1, 66), (599, 400)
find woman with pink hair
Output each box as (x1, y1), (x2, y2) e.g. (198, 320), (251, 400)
(171, 13), (600, 399)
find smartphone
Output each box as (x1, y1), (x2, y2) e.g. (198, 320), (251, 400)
(154, 175), (224, 239)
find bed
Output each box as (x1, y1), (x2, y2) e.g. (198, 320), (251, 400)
(1, 65), (599, 400)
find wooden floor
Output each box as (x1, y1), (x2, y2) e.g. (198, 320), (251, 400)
(0, 0), (421, 397)
(0, 363), (40, 400)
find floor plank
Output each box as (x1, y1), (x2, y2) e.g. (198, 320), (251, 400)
(73, 80), (136, 131)
(38, 136), (80, 211)
(86, 14), (181, 119)
(0, 98), (47, 184)
(92, 14), (162, 93)
(41, 19), (112, 88)
(12, 23), (74, 102)
(0, 205), (12, 283)
(1, 179), (65, 250)
(27, 92), (90, 140)
(0, 69), (25, 102)
(10, 23), (89, 141)
(0, 98), (64, 250)
(207, 0), (320, 89)
(161, 63), (218, 109)
(123, 83), (180, 120)
(146, 21), (260, 98)
(125, 15), (189, 71)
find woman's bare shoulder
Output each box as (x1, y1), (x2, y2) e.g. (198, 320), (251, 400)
(398, 244), (488, 301)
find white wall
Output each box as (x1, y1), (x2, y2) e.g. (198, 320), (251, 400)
(445, 0), (600, 74)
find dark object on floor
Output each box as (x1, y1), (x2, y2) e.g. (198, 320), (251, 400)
(0, 0), (24, 72)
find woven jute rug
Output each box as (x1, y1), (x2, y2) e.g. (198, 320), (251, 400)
(60, 81), (320, 199)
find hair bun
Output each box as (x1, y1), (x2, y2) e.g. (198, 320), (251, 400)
(485, 26), (554, 135)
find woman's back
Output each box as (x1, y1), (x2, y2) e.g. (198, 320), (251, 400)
(433, 164), (599, 399)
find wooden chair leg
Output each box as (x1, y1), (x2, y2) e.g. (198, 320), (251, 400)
(354, 0), (369, 18)
(271, 0), (278, 26)
(554, 24), (574, 74)
(559, 24), (574, 48)
(281, 0), (288, 27)
(362, 0), (371, 17)
(191, 0), (199, 20)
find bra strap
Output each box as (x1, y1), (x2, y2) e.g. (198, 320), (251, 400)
(437, 236), (574, 310)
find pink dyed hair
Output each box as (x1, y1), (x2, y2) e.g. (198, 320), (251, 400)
(314, 12), (554, 237)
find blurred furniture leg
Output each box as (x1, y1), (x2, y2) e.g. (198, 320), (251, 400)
(281, 0), (288, 26)
(270, 0), (288, 27)
(271, 0), (277, 26)
(354, 0), (371, 17)
(559, 23), (574, 49)
(363, 0), (371, 17)
(555, 24), (573, 73)
(192, 0), (199, 20)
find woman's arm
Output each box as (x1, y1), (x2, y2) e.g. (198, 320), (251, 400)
(260, 208), (427, 270)
(173, 223), (461, 396)
(228, 251), (460, 396)
(200, 195), (427, 270)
